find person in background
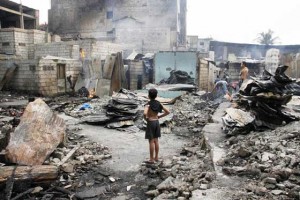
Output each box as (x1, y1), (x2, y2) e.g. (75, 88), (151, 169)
(79, 48), (85, 60)
(239, 61), (249, 87)
(214, 75), (221, 84)
(143, 88), (170, 164)
(213, 80), (232, 101)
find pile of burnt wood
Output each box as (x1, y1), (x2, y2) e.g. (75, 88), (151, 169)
(81, 89), (140, 129)
(223, 65), (300, 135)
(159, 70), (195, 85)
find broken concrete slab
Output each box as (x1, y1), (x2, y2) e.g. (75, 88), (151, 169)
(75, 186), (107, 199)
(6, 98), (66, 165)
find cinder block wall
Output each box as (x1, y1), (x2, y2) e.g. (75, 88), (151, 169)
(37, 59), (82, 96)
(33, 43), (79, 59)
(199, 59), (209, 91)
(77, 40), (123, 59)
(0, 29), (17, 55)
(0, 60), (40, 92)
(129, 60), (149, 90)
(0, 59), (81, 96)
(0, 29), (48, 59)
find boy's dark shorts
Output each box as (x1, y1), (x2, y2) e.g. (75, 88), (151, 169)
(145, 120), (161, 140)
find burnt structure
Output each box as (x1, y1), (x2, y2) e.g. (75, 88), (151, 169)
(0, 0), (39, 29)
(49, 0), (187, 55)
(209, 41), (300, 63)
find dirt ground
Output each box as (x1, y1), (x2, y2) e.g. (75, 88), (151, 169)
(1, 91), (299, 200)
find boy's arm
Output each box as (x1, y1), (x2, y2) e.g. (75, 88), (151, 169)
(143, 105), (149, 120)
(158, 105), (170, 119)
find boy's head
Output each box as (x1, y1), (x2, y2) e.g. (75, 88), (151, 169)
(148, 88), (158, 100)
(241, 61), (247, 67)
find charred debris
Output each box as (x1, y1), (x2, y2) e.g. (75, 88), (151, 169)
(222, 65), (300, 136)
(0, 65), (300, 199)
(0, 67), (218, 199)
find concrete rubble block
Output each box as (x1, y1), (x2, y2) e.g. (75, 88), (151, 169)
(6, 98), (66, 165)
(145, 189), (159, 197)
(75, 185), (107, 199)
(156, 176), (186, 191)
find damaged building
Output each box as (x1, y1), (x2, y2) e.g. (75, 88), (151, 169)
(0, 1), (127, 96)
(209, 40), (300, 79)
(0, 0), (39, 29)
(48, 0), (187, 56)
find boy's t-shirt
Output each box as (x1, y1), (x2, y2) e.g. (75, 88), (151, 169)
(148, 100), (162, 113)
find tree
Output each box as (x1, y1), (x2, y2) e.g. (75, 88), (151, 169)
(256, 29), (279, 45)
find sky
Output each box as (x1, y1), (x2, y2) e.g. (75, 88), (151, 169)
(10, 0), (300, 45)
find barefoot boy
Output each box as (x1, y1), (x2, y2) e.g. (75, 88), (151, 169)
(144, 88), (170, 163)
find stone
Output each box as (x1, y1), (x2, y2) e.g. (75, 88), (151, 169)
(263, 177), (277, 184)
(182, 191), (190, 198)
(271, 190), (284, 195)
(62, 163), (74, 173)
(199, 184), (208, 190)
(265, 183), (276, 189)
(76, 186), (107, 199)
(156, 177), (186, 191)
(276, 184), (285, 189)
(261, 152), (275, 162)
(6, 99), (66, 165)
(52, 158), (60, 164)
(52, 151), (65, 160)
(145, 190), (159, 197)
(204, 172), (215, 181)
(237, 146), (251, 158)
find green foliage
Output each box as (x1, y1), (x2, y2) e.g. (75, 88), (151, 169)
(256, 29), (279, 45)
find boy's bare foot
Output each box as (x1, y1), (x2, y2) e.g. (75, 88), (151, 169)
(145, 160), (155, 164)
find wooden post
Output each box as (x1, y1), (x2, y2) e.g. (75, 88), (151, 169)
(0, 165), (58, 183)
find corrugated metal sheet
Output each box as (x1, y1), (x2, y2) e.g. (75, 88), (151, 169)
(154, 52), (197, 83)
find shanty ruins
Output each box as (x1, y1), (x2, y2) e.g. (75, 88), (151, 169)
(0, 0), (300, 200)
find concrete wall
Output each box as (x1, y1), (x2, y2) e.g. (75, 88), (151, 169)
(199, 59), (209, 91)
(0, 29), (123, 96)
(32, 43), (80, 59)
(280, 53), (300, 79)
(49, 0), (186, 54)
(0, 28), (49, 59)
(228, 62), (262, 82)
(0, 59), (81, 96)
(210, 41), (300, 64)
(154, 51), (197, 84)
(187, 35), (198, 51)
(265, 48), (280, 74)
(128, 60), (150, 90)
(198, 59), (216, 91)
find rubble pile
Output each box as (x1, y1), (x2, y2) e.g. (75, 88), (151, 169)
(0, 98), (114, 200)
(223, 65), (300, 135)
(172, 93), (217, 136)
(65, 89), (174, 133)
(64, 89), (141, 130)
(159, 70), (195, 85)
(139, 93), (218, 199)
(220, 121), (300, 199)
(142, 138), (215, 199)
(46, 133), (113, 197)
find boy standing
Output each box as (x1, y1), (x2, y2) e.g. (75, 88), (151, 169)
(144, 88), (170, 163)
